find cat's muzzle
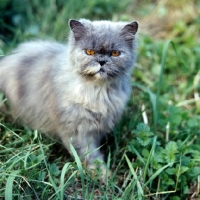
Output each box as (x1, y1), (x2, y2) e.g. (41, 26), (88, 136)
(82, 63), (108, 80)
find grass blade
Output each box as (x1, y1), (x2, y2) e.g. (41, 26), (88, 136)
(106, 151), (111, 188)
(121, 178), (137, 199)
(38, 140), (59, 199)
(144, 162), (174, 186)
(125, 154), (144, 197)
(60, 163), (70, 200)
(129, 145), (145, 165)
(69, 142), (85, 197)
(54, 162), (77, 199)
(5, 170), (20, 200)
(142, 136), (157, 184)
(133, 82), (157, 132)
(154, 40), (171, 130)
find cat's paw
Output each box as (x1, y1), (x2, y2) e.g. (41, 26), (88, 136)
(87, 159), (110, 183)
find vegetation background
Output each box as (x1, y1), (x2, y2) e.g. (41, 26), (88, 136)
(0, 0), (200, 199)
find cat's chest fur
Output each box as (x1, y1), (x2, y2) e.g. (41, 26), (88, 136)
(55, 72), (129, 133)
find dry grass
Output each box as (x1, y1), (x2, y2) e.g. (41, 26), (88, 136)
(138, 0), (200, 39)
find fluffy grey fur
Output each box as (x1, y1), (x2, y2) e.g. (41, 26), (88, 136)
(0, 19), (138, 167)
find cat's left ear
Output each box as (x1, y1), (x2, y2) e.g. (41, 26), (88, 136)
(121, 21), (138, 42)
(69, 19), (86, 41)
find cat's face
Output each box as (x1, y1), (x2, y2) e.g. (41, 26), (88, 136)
(68, 19), (138, 81)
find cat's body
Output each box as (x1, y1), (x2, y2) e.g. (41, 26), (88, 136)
(0, 19), (138, 166)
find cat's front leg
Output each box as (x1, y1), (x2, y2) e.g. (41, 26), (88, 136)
(60, 132), (107, 179)
(71, 135), (107, 181)
(70, 134), (104, 167)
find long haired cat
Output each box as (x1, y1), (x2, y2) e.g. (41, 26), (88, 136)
(0, 19), (138, 168)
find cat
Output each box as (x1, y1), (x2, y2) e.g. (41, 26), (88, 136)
(0, 19), (138, 169)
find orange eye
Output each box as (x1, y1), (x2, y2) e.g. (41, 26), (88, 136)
(86, 49), (95, 55)
(111, 50), (120, 57)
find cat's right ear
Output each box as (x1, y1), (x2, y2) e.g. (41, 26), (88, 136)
(69, 19), (86, 41)
(121, 21), (138, 42)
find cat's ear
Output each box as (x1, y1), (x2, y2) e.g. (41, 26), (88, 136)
(121, 21), (138, 42)
(69, 19), (86, 41)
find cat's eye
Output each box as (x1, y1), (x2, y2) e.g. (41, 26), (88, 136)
(86, 49), (95, 55)
(111, 50), (120, 57)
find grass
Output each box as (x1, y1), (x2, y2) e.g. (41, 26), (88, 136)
(0, 0), (200, 199)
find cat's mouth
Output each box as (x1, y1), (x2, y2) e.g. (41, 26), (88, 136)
(87, 68), (117, 80)
(82, 66), (106, 75)
(94, 68), (108, 77)
(92, 68), (105, 75)
(81, 64), (113, 80)
(84, 69), (108, 80)
(98, 68), (105, 73)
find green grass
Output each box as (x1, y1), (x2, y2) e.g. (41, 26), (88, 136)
(0, 0), (200, 199)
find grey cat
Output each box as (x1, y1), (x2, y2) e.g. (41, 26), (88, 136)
(0, 19), (138, 169)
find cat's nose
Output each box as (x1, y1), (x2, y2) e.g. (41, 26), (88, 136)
(98, 61), (107, 66)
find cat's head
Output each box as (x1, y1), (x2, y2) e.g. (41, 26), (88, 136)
(68, 19), (138, 82)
